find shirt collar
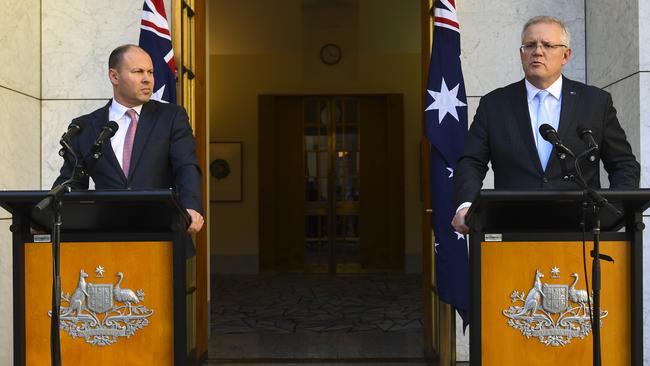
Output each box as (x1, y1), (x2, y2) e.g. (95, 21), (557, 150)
(525, 76), (563, 103)
(109, 98), (143, 121)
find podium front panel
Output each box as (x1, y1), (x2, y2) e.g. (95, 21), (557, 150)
(24, 241), (174, 365)
(480, 240), (631, 366)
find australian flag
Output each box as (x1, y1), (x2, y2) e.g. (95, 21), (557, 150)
(139, 0), (177, 104)
(424, 0), (470, 327)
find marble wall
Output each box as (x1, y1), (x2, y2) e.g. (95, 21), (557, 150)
(586, 0), (639, 89)
(40, 0), (145, 188)
(0, 0), (41, 363)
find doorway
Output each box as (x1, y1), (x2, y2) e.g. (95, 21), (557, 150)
(303, 97), (361, 274)
(259, 94), (404, 273)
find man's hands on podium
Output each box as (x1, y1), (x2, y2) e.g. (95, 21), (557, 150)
(186, 209), (204, 234)
(451, 207), (470, 235)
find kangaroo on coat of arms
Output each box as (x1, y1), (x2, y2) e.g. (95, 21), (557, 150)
(49, 268), (154, 346)
(502, 268), (607, 347)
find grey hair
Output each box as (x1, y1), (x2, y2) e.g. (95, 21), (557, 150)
(521, 16), (571, 48)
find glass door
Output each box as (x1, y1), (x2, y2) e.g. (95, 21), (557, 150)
(303, 97), (360, 274)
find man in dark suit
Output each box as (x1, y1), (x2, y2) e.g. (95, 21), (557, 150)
(54, 44), (204, 235)
(452, 16), (639, 234)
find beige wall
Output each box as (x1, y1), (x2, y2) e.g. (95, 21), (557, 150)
(208, 0), (423, 273)
(0, 1), (41, 362)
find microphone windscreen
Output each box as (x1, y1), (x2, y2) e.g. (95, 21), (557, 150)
(538, 123), (556, 140)
(106, 121), (119, 136)
(576, 125), (592, 137)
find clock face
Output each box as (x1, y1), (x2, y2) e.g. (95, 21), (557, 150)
(320, 43), (341, 65)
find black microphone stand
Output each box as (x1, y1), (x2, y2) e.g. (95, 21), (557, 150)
(571, 147), (620, 366)
(35, 139), (88, 366)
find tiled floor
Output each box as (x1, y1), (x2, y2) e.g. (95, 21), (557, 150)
(207, 274), (425, 363)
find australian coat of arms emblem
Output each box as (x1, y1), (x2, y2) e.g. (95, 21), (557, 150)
(502, 268), (607, 347)
(48, 267), (154, 346)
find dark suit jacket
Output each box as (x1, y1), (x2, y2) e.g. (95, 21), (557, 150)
(54, 100), (203, 214)
(454, 76), (640, 206)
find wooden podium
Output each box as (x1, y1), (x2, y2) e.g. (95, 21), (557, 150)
(467, 190), (649, 366)
(0, 190), (190, 366)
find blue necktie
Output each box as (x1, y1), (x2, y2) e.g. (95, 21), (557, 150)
(535, 90), (553, 170)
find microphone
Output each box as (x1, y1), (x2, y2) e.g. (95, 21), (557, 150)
(58, 120), (87, 157)
(90, 121), (119, 159)
(577, 125), (598, 162)
(60, 120), (86, 143)
(539, 123), (575, 158)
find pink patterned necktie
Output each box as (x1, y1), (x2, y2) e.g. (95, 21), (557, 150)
(122, 109), (139, 176)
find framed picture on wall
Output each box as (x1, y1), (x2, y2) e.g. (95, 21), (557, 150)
(209, 142), (243, 202)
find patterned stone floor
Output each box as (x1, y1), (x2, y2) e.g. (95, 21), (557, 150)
(208, 274), (424, 361)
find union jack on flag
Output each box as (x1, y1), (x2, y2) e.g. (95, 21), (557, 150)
(139, 0), (177, 104)
(424, 0), (470, 328)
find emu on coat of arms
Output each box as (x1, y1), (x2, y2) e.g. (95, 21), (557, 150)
(48, 268), (154, 346)
(502, 268), (607, 347)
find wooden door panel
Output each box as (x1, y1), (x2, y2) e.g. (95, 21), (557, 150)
(359, 95), (404, 270)
(259, 96), (304, 271)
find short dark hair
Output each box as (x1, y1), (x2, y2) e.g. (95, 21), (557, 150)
(108, 44), (141, 70)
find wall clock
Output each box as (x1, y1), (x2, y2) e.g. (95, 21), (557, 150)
(320, 43), (342, 65)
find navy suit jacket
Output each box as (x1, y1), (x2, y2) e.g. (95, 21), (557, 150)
(54, 100), (203, 214)
(454, 76), (640, 206)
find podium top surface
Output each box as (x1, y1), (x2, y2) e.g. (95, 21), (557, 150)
(467, 189), (650, 232)
(0, 189), (190, 232)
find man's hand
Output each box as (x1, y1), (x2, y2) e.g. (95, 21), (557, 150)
(451, 207), (470, 235)
(186, 209), (204, 234)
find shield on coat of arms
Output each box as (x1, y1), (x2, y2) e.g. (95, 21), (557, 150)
(87, 283), (113, 313)
(542, 284), (569, 314)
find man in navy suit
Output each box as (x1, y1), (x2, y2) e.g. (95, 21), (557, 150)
(54, 44), (204, 235)
(452, 16), (639, 234)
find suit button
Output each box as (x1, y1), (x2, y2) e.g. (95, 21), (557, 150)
(542, 177), (549, 183)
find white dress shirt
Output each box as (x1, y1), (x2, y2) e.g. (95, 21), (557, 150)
(108, 99), (143, 171)
(525, 76), (563, 144)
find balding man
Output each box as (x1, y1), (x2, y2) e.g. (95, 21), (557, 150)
(54, 44), (204, 237)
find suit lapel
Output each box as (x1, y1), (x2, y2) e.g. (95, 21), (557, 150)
(92, 102), (126, 182)
(127, 101), (158, 180)
(547, 76), (581, 173)
(510, 79), (544, 173)
(556, 76), (580, 141)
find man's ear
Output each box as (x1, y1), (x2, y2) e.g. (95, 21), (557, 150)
(562, 48), (572, 66)
(108, 68), (119, 84)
